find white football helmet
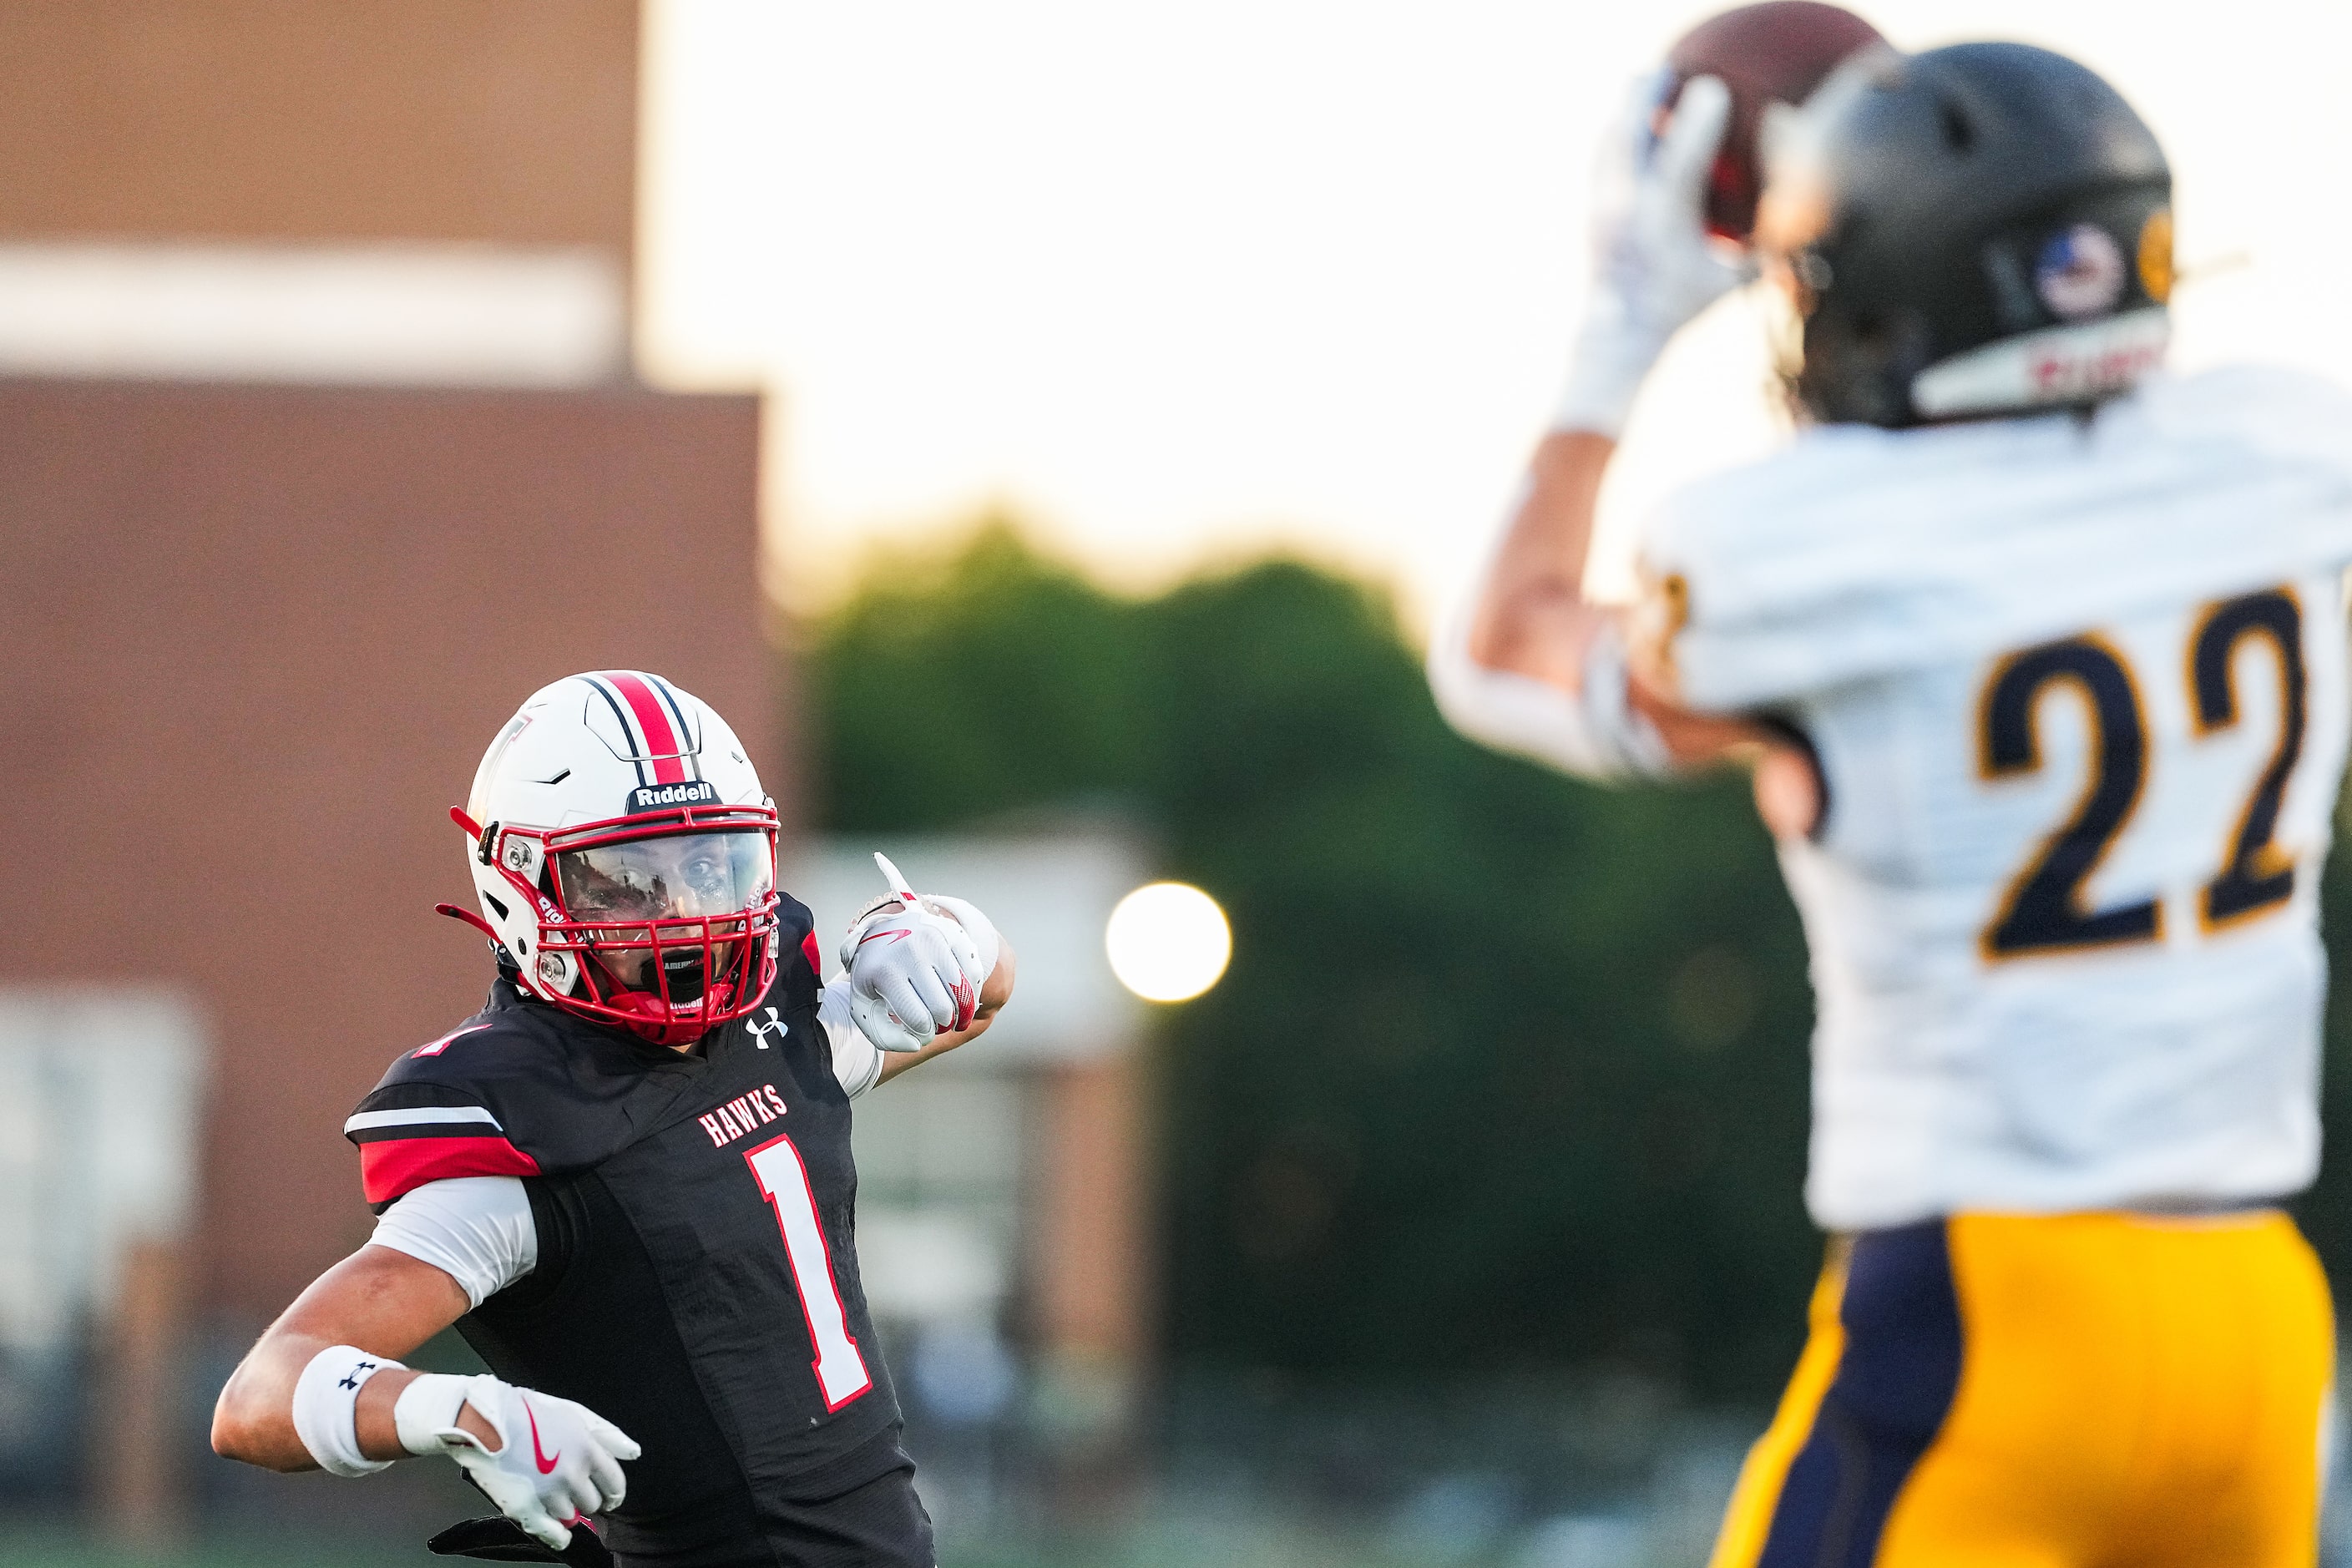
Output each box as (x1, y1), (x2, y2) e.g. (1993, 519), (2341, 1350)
(444, 671), (781, 1048)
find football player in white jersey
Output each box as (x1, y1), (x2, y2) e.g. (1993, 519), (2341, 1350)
(1431, 38), (2352, 1568)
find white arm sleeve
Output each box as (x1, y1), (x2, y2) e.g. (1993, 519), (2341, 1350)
(1427, 585), (1673, 781)
(820, 979), (886, 1100)
(367, 1176), (538, 1308)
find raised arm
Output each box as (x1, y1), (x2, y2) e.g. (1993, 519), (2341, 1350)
(1467, 430), (1617, 688)
(1432, 72), (1813, 824)
(1448, 430), (1763, 771)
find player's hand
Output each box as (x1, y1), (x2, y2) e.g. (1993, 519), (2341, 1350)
(1555, 71), (1750, 436)
(416, 1376), (639, 1551)
(841, 893), (989, 1053)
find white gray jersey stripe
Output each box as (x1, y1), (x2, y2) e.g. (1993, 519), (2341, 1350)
(343, 1105), (504, 1135)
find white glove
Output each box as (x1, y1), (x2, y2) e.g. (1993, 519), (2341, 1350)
(840, 891), (997, 1054)
(1555, 71), (1750, 437)
(394, 1372), (640, 1553)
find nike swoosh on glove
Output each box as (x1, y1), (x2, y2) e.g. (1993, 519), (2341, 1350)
(839, 895), (989, 1053)
(417, 1375), (640, 1552)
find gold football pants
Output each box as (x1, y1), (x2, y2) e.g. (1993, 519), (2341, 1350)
(1710, 1210), (2334, 1568)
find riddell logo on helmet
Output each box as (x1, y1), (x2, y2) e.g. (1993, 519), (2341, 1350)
(627, 780), (721, 812)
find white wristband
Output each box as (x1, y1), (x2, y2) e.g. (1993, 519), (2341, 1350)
(292, 1345), (405, 1477)
(392, 1370), (480, 1456)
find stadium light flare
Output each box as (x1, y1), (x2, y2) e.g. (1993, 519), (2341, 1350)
(1105, 882), (1230, 1003)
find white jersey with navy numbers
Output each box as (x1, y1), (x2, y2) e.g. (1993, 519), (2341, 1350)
(1639, 367), (2352, 1231)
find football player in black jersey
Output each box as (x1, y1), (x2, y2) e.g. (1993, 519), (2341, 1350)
(213, 671), (1014, 1568)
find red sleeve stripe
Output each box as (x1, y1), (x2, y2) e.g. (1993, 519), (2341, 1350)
(802, 929), (825, 980)
(360, 1135), (543, 1206)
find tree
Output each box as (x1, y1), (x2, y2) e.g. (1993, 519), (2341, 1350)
(809, 524), (1822, 1403)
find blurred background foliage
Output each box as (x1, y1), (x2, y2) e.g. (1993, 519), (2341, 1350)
(808, 523), (1818, 1407)
(812, 519), (2352, 1422)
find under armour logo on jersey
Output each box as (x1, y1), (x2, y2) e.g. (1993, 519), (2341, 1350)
(746, 1007), (789, 1049)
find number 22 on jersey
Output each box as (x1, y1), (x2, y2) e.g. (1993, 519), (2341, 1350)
(745, 1133), (874, 1410)
(1978, 586), (2309, 959)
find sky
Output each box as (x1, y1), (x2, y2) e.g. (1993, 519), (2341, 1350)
(638, 0), (2352, 623)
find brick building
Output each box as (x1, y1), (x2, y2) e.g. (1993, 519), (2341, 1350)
(0, 3), (1151, 1545)
(0, 0), (766, 1531)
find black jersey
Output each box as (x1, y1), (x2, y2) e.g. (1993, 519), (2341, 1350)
(346, 897), (910, 1566)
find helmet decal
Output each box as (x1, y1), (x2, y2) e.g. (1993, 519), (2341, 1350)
(2137, 209), (2174, 305)
(2034, 224), (2126, 321)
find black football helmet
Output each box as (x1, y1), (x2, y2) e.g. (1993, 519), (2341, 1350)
(1760, 42), (2172, 428)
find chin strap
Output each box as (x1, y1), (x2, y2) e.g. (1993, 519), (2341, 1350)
(438, 806), (517, 955)
(435, 902), (520, 973)
(435, 903), (502, 943)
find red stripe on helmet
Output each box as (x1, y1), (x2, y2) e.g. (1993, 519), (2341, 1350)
(359, 1134), (542, 1206)
(604, 671), (689, 785)
(647, 675), (705, 782)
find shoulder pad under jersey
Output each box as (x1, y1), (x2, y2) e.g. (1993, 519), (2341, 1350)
(346, 986), (659, 1210)
(1641, 367), (2352, 711)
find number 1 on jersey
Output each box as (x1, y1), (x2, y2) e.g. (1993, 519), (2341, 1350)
(745, 1134), (873, 1411)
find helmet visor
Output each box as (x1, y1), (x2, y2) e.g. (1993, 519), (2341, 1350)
(555, 830), (776, 927)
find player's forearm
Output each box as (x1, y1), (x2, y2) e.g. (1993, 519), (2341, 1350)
(212, 1334), (447, 1469)
(1466, 430), (1619, 689)
(1469, 63), (1746, 691)
(1439, 427), (1771, 780)
(212, 1246), (475, 1470)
